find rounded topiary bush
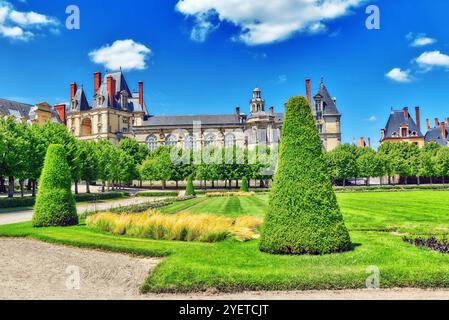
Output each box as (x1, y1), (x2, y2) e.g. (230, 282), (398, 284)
(185, 175), (196, 196)
(32, 144), (78, 227)
(240, 177), (249, 192)
(260, 96), (351, 255)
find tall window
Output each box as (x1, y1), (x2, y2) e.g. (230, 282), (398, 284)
(401, 127), (408, 137)
(146, 135), (158, 151)
(204, 134), (216, 146)
(224, 134), (236, 148)
(185, 135), (197, 150)
(165, 134), (177, 147)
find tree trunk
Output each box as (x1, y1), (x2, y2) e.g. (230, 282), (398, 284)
(27, 179), (32, 191)
(367, 177), (370, 187)
(176, 181), (179, 189)
(212, 181), (215, 188)
(379, 176), (382, 186)
(417, 176), (421, 185)
(343, 179), (346, 187)
(102, 182), (105, 193)
(161, 180), (166, 190)
(443, 176), (446, 185)
(19, 179), (24, 197)
(8, 176), (14, 198)
(86, 181), (90, 194)
(236, 180), (239, 188)
(430, 176), (433, 185)
(0, 177), (5, 193)
(32, 180), (37, 197)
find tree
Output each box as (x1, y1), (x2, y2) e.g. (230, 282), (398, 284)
(357, 147), (376, 186)
(260, 96), (351, 255)
(32, 144), (78, 227)
(418, 142), (441, 184)
(240, 176), (249, 192)
(185, 175), (196, 196)
(326, 144), (358, 186)
(95, 140), (114, 191)
(78, 140), (98, 193)
(434, 147), (449, 184)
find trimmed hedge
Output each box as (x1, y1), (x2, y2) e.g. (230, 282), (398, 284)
(240, 177), (249, 192)
(136, 192), (179, 197)
(185, 176), (196, 197)
(32, 144), (78, 227)
(260, 96), (351, 255)
(0, 192), (130, 209)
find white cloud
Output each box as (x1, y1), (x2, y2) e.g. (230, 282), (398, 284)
(365, 115), (376, 122)
(175, 0), (364, 45)
(190, 12), (219, 42)
(407, 33), (436, 47)
(0, 1), (59, 41)
(386, 68), (412, 83)
(416, 51), (449, 70)
(277, 74), (287, 84)
(89, 39), (152, 71)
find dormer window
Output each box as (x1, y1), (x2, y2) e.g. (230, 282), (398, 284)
(97, 96), (104, 106)
(392, 132), (398, 138)
(120, 91), (129, 110)
(401, 127), (408, 137)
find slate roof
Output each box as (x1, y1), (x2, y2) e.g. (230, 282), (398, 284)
(425, 126), (449, 146)
(72, 88), (90, 112)
(0, 98), (62, 123)
(315, 81), (340, 116)
(0, 98), (33, 120)
(384, 110), (423, 138)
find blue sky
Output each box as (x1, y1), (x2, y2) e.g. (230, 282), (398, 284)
(0, 0), (448, 147)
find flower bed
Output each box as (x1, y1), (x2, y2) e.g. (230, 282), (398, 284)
(403, 236), (449, 254)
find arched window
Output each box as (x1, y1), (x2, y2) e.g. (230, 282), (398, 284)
(204, 134), (216, 146)
(146, 135), (158, 151)
(224, 134), (236, 148)
(185, 135), (197, 150)
(165, 134), (177, 147)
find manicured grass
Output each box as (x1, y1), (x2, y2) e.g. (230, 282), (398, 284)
(1, 190), (449, 293)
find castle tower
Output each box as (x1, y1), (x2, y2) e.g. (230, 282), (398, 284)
(250, 87), (265, 113)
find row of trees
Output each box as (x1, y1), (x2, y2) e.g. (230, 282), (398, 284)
(326, 142), (449, 186)
(0, 118), (146, 198)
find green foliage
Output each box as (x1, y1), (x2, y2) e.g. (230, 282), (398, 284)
(32, 144), (78, 227)
(325, 144), (358, 184)
(260, 96), (351, 255)
(240, 177), (249, 192)
(185, 176), (196, 196)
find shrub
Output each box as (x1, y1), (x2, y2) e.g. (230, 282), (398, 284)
(74, 192), (130, 202)
(32, 144), (78, 227)
(206, 192), (256, 197)
(86, 210), (262, 242)
(260, 96), (351, 255)
(136, 191), (178, 197)
(240, 177), (249, 192)
(185, 176), (196, 197)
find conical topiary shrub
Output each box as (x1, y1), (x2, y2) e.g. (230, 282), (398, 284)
(33, 144), (78, 227)
(240, 177), (249, 192)
(185, 175), (196, 196)
(260, 96), (351, 255)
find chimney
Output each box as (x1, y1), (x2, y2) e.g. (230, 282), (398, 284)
(426, 119), (431, 132)
(94, 72), (102, 95)
(435, 118), (440, 128)
(442, 121), (447, 139)
(360, 137), (365, 148)
(70, 82), (77, 100)
(447, 117), (449, 127)
(54, 104), (66, 125)
(236, 106), (240, 115)
(138, 81), (144, 107)
(305, 79), (311, 105)
(381, 129), (385, 141)
(269, 106), (274, 114)
(415, 106), (421, 132)
(107, 76), (116, 107)
(403, 107), (409, 119)
(368, 137), (372, 148)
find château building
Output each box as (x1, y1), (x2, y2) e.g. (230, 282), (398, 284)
(2, 71), (343, 152)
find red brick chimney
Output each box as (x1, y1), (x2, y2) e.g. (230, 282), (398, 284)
(94, 72), (102, 95)
(70, 82), (77, 100)
(269, 106), (274, 114)
(447, 118), (449, 127)
(236, 106), (240, 115)
(107, 76), (116, 107)
(415, 106), (421, 131)
(360, 137), (365, 148)
(442, 121), (447, 139)
(435, 118), (440, 128)
(426, 119), (431, 132)
(54, 104), (66, 124)
(305, 79), (311, 105)
(403, 107), (409, 119)
(138, 81), (144, 107)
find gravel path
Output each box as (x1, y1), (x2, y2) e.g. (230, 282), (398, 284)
(1, 238), (449, 300)
(0, 197), (165, 226)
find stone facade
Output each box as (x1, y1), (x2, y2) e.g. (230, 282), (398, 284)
(64, 71), (342, 151)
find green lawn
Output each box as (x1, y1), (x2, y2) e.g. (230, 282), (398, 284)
(1, 190), (449, 293)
